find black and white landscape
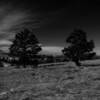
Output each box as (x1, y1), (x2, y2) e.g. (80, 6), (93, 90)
(0, 0), (100, 100)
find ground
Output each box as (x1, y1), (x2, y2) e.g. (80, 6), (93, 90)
(0, 60), (100, 100)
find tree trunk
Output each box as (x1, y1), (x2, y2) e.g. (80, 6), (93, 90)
(73, 57), (81, 66)
(75, 60), (81, 66)
(23, 64), (26, 68)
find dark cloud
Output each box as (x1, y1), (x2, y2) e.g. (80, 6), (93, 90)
(0, 0), (100, 52)
(0, 0), (41, 40)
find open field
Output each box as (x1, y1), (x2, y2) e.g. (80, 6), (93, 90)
(0, 60), (100, 100)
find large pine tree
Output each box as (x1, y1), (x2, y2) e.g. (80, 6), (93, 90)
(62, 29), (96, 66)
(9, 28), (42, 68)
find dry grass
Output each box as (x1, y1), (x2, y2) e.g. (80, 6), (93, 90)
(0, 60), (100, 100)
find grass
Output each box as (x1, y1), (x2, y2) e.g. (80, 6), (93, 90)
(0, 60), (100, 99)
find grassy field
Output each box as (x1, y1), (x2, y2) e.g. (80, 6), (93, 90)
(0, 60), (100, 100)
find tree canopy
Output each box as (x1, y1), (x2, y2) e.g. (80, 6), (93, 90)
(9, 28), (42, 67)
(62, 29), (96, 66)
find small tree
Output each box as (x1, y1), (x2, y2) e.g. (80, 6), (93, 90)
(9, 28), (42, 68)
(62, 29), (96, 66)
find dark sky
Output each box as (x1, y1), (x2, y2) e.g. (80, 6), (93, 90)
(0, 0), (100, 53)
(35, 0), (100, 48)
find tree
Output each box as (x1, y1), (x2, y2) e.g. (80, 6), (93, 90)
(0, 60), (3, 68)
(9, 28), (42, 68)
(46, 55), (54, 63)
(62, 29), (96, 66)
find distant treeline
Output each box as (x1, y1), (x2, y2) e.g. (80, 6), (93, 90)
(0, 53), (97, 67)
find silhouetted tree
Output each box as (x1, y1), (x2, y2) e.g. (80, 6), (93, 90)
(0, 60), (3, 67)
(62, 29), (96, 66)
(9, 28), (42, 68)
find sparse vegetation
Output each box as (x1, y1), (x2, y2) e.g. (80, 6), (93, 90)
(0, 62), (100, 100)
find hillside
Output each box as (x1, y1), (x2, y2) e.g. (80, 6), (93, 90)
(0, 60), (100, 100)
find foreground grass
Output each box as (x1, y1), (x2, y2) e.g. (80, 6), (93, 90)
(0, 62), (100, 100)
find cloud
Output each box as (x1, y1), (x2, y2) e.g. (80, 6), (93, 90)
(0, 2), (40, 52)
(0, 11), (38, 39)
(0, 40), (12, 52)
(39, 46), (63, 56)
(0, 40), (12, 46)
(0, 12), (26, 31)
(0, 1), (41, 39)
